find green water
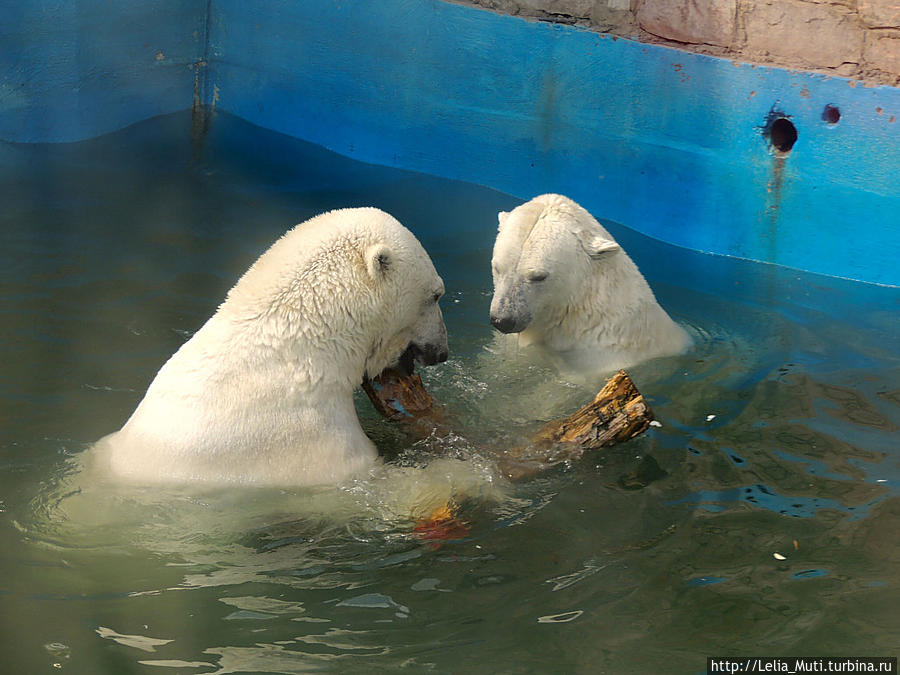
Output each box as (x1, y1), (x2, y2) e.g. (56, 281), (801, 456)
(1, 111), (898, 674)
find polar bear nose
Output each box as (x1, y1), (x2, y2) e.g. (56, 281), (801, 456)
(490, 313), (519, 334)
(421, 343), (449, 365)
(407, 340), (449, 369)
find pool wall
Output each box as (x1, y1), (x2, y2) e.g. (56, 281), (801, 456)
(2, 0), (898, 286)
(0, 0), (206, 144)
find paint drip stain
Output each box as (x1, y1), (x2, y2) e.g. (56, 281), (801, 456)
(764, 152), (786, 267)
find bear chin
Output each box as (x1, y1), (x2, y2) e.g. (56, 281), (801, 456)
(396, 344), (418, 377)
(381, 340), (448, 379)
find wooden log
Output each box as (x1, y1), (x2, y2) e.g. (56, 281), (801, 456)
(497, 370), (654, 481)
(362, 370), (436, 422)
(363, 367), (653, 481)
(364, 367), (654, 545)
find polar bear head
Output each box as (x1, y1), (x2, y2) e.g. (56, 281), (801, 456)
(489, 194), (627, 336)
(488, 194), (690, 369)
(353, 215), (450, 381)
(224, 207), (449, 388)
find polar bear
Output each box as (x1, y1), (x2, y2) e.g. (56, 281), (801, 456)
(489, 194), (690, 375)
(94, 207), (448, 486)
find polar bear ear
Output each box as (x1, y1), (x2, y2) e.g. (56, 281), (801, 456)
(497, 211), (509, 232)
(365, 243), (392, 280)
(577, 231), (621, 260)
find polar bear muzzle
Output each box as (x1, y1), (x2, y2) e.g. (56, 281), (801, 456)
(413, 339), (449, 366)
(398, 324), (449, 374)
(489, 279), (534, 334)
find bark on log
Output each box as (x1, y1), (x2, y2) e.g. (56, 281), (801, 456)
(498, 369), (654, 480)
(362, 370), (452, 438)
(362, 370), (436, 421)
(362, 368), (653, 481)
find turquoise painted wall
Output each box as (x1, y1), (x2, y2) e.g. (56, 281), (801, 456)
(0, 0), (206, 143)
(2, 0), (898, 285)
(207, 0), (900, 286)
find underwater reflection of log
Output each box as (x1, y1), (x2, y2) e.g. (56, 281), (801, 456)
(363, 368), (653, 481)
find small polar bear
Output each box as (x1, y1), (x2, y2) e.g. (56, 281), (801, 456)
(489, 193), (691, 376)
(93, 208), (448, 487)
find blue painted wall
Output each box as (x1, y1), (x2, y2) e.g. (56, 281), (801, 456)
(2, 0), (898, 285)
(0, 0), (206, 143)
(207, 0), (899, 286)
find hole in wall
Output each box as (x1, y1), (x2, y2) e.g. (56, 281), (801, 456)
(822, 104), (841, 124)
(766, 116), (798, 154)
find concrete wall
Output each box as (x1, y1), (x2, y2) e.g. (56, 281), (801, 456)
(0, 0), (897, 287)
(0, 0), (206, 143)
(452, 0), (900, 86)
(207, 0), (900, 286)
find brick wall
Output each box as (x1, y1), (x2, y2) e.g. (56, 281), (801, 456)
(449, 0), (900, 86)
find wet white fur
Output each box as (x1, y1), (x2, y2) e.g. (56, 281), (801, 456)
(93, 208), (447, 486)
(490, 194), (691, 374)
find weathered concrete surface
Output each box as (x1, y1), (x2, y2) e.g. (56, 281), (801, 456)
(637, 0), (736, 47)
(518, 0), (595, 17)
(859, 0), (900, 28)
(866, 31), (900, 75)
(449, 0), (900, 86)
(465, 0), (637, 27)
(741, 0), (864, 70)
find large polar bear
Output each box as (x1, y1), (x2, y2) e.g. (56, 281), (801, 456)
(94, 208), (448, 486)
(489, 194), (691, 375)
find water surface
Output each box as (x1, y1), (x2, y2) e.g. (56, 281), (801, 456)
(1, 111), (898, 674)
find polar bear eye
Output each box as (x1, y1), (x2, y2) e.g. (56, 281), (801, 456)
(526, 271), (549, 283)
